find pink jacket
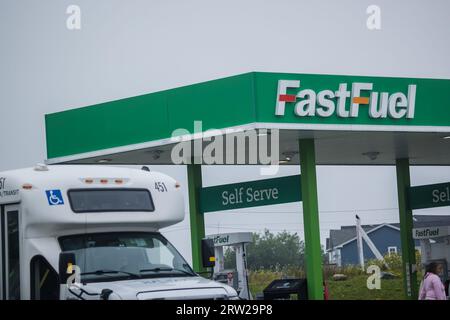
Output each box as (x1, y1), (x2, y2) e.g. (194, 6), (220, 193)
(419, 273), (446, 300)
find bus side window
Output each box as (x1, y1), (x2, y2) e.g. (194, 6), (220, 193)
(30, 256), (59, 300)
(6, 210), (20, 300)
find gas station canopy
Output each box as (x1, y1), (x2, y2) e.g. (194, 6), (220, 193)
(45, 72), (450, 166)
(44, 72), (450, 300)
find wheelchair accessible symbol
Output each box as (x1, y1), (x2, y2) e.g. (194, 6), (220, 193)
(45, 190), (64, 205)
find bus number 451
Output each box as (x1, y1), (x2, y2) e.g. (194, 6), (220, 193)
(155, 182), (168, 192)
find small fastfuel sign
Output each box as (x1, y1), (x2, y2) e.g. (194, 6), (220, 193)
(414, 228), (441, 239)
(275, 80), (416, 119)
(409, 182), (450, 210)
(412, 226), (450, 239)
(213, 235), (230, 245)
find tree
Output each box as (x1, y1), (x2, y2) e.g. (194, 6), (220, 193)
(224, 229), (305, 271)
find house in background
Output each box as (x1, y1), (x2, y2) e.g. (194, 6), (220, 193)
(326, 215), (450, 266)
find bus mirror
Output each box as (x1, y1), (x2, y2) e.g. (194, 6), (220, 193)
(59, 252), (76, 284)
(201, 238), (215, 268)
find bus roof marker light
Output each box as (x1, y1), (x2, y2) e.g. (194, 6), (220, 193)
(175, 181), (181, 189)
(22, 183), (33, 190)
(34, 163), (49, 171)
(100, 179), (108, 184)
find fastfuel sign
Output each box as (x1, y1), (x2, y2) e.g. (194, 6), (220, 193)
(275, 80), (416, 119)
(414, 228), (441, 239)
(212, 235), (230, 245)
(413, 226), (450, 239)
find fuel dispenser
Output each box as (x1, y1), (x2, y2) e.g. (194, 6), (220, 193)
(205, 232), (253, 300)
(413, 224), (450, 284)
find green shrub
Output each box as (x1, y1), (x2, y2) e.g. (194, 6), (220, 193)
(366, 253), (403, 272)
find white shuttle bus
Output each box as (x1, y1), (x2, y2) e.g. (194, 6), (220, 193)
(0, 164), (238, 300)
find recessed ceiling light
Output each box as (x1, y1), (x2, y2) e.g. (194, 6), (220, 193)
(97, 159), (112, 163)
(282, 151), (298, 160)
(278, 158), (291, 164)
(362, 151), (380, 160)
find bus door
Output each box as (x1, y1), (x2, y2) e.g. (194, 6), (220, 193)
(1, 204), (20, 300)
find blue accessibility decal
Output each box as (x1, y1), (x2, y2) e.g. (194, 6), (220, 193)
(45, 190), (64, 205)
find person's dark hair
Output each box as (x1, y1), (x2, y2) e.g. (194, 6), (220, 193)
(425, 262), (440, 275)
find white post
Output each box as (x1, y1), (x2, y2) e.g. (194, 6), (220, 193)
(356, 215), (365, 270)
(356, 216), (389, 269)
(235, 244), (251, 300)
(214, 246), (224, 274)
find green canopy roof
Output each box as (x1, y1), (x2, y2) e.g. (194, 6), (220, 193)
(45, 72), (450, 165)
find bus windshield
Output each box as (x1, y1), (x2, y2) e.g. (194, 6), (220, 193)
(59, 232), (195, 283)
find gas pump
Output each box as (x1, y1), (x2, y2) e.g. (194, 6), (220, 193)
(206, 232), (253, 300)
(413, 225), (450, 284)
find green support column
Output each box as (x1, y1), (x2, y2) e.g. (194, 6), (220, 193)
(395, 158), (418, 300)
(187, 163), (206, 273)
(299, 139), (324, 300)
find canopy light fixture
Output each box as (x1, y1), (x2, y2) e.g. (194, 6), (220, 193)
(97, 159), (112, 163)
(362, 151), (380, 160)
(147, 149), (164, 160)
(279, 151), (298, 164)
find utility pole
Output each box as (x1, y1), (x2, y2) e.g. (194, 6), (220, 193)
(356, 215), (365, 270)
(356, 215), (389, 269)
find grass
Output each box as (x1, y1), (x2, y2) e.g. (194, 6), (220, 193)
(248, 253), (423, 299)
(249, 269), (421, 300)
(327, 274), (405, 300)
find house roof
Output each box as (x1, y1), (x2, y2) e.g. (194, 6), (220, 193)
(412, 214), (450, 228)
(326, 214), (450, 251)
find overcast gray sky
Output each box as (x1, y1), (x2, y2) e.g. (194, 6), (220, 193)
(1, 0), (449, 263)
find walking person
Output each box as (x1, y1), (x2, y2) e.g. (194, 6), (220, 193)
(418, 262), (447, 300)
